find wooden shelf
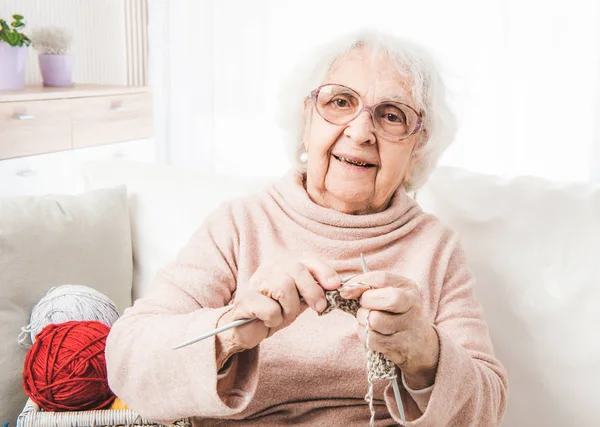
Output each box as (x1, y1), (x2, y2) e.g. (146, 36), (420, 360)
(0, 84), (149, 103)
(0, 84), (153, 160)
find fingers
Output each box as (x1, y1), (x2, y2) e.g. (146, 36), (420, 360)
(224, 293), (283, 350)
(345, 271), (413, 289)
(356, 307), (419, 335)
(243, 258), (339, 329)
(229, 257), (340, 349)
(250, 270), (304, 325)
(355, 322), (406, 365)
(235, 292), (284, 328)
(360, 287), (419, 314)
(257, 272), (303, 319)
(299, 258), (341, 290)
(281, 261), (327, 312)
(275, 258), (340, 313)
(338, 282), (371, 300)
(340, 272), (416, 302)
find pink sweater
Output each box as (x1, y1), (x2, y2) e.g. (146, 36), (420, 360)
(106, 169), (508, 426)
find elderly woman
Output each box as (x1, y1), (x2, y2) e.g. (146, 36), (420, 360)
(106, 30), (508, 426)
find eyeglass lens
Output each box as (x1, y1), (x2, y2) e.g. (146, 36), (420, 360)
(314, 84), (419, 139)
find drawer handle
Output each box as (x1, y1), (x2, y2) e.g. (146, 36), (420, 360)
(14, 114), (35, 120)
(111, 105), (128, 112)
(16, 169), (37, 177)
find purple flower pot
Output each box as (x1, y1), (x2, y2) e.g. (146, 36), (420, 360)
(0, 43), (28, 91)
(39, 54), (73, 87)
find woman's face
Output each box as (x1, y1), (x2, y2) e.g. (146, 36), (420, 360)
(303, 49), (423, 215)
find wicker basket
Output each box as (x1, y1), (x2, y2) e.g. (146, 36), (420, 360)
(16, 399), (192, 427)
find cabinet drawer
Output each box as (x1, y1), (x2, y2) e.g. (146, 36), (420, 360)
(0, 150), (75, 197)
(72, 139), (155, 164)
(0, 100), (72, 160)
(70, 139), (155, 193)
(71, 93), (153, 148)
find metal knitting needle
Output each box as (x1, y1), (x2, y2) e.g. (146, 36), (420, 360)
(360, 253), (406, 424)
(359, 253), (369, 274)
(172, 317), (257, 350)
(172, 274), (357, 350)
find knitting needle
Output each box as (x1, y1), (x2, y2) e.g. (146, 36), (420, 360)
(391, 377), (406, 424)
(359, 253), (406, 424)
(172, 274), (357, 350)
(172, 317), (258, 350)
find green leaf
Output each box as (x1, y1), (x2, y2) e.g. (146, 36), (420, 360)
(19, 33), (30, 46)
(6, 31), (19, 46)
(0, 15), (29, 46)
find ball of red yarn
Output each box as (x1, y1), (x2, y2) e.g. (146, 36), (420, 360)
(23, 320), (115, 412)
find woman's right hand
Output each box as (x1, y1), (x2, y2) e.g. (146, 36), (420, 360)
(215, 259), (340, 369)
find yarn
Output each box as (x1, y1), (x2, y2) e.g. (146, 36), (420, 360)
(109, 398), (129, 410)
(23, 320), (116, 412)
(320, 289), (396, 380)
(320, 289), (397, 426)
(18, 285), (120, 348)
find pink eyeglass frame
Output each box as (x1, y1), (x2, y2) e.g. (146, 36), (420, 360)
(309, 83), (424, 141)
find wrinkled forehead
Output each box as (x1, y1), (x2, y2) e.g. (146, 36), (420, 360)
(323, 48), (415, 105)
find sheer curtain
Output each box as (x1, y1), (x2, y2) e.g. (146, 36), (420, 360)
(148, 0), (600, 182)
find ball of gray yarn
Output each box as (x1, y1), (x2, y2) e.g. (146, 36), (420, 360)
(18, 284), (120, 348)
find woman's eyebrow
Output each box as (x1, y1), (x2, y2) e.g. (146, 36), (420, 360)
(376, 94), (411, 104)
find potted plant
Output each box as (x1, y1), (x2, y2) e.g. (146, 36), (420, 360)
(31, 26), (73, 87)
(0, 14), (31, 91)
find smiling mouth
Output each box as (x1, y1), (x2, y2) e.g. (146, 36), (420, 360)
(333, 154), (376, 168)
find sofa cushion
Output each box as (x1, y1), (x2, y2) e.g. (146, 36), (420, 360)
(82, 160), (273, 299)
(418, 166), (600, 427)
(0, 187), (132, 425)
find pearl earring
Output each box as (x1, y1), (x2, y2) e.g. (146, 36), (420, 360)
(299, 151), (308, 163)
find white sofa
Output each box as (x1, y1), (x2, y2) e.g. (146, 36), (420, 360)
(1, 160), (599, 427)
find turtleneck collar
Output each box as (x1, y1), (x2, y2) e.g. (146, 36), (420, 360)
(268, 169), (422, 240)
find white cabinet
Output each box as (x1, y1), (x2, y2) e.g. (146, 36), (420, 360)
(0, 139), (155, 197)
(0, 150), (75, 197)
(0, 85), (155, 198)
(72, 139), (155, 165)
(71, 139), (155, 193)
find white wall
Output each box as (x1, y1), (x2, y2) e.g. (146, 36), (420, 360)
(150, 0), (600, 183)
(0, 0), (129, 85)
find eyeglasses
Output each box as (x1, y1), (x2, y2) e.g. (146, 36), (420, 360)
(310, 84), (423, 141)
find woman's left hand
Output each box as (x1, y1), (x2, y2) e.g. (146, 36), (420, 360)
(340, 271), (440, 389)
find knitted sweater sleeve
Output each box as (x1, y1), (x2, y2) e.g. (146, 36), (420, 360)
(105, 204), (259, 422)
(384, 236), (508, 427)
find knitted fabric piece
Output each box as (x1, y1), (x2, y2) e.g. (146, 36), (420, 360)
(319, 289), (396, 380)
(320, 288), (397, 426)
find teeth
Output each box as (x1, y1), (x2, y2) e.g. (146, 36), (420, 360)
(338, 156), (368, 167)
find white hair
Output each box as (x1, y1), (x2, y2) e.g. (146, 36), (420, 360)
(277, 29), (457, 191)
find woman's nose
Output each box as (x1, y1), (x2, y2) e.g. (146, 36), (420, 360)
(343, 111), (376, 145)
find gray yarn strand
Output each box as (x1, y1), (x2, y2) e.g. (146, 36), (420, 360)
(18, 285), (120, 348)
(320, 289), (397, 425)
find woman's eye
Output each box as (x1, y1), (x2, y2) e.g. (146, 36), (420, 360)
(333, 98), (350, 108)
(385, 113), (402, 123)
(379, 106), (407, 124)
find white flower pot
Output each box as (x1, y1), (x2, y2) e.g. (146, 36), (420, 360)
(0, 43), (28, 90)
(39, 54), (73, 87)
